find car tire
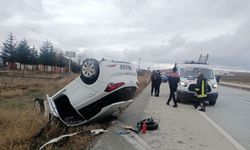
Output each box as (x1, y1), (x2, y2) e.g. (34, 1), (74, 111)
(34, 98), (45, 114)
(80, 58), (100, 85)
(209, 101), (216, 105)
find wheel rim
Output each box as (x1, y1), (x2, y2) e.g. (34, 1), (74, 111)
(34, 101), (42, 113)
(82, 60), (96, 77)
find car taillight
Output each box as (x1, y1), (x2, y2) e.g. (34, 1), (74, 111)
(105, 82), (125, 92)
(107, 64), (117, 67)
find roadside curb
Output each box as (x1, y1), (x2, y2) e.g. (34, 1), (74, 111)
(219, 82), (250, 91)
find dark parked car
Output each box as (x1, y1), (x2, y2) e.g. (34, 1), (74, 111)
(215, 75), (221, 82)
(161, 74), (169, 82)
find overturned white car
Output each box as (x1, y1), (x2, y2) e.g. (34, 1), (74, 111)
(34, 58), (138, 126)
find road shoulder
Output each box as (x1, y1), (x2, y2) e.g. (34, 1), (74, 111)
(219, 82), (250, 91)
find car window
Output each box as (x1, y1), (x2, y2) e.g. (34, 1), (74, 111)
(180, 67), (214, 79)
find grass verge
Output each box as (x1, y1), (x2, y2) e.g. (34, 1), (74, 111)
(0, 73), (150, 150)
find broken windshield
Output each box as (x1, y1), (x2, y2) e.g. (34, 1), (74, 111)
(179, 67), (214, 79)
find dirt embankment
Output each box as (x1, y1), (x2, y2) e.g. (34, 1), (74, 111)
(0, 72), (150, 150)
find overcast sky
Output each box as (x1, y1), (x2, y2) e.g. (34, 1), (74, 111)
(0, 0), (250, 70)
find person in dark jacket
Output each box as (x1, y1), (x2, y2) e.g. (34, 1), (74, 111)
(193, 72), (208, 111)
(151, 71), (157, 96)
(155, 70), (162, 97)
(167, 67), (180, 107)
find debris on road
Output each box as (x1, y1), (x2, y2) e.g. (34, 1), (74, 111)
(122, 125), (139, 134)
(137, 118), (159, 132)
(39, 129), (108, 150)
(116, 130), (131, 135)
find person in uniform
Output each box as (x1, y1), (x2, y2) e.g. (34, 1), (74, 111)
(151, 70), (157, 96)
(155, 70), (162, 97)
(166, 67), (180, 107)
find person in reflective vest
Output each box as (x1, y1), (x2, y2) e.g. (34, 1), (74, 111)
(166, 67), (180, 107)
(193, 72), (208, 111)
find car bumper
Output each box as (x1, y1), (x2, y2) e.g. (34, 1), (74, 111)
(88, 100), (133, 122)
(177, 90), (218, 102)
(47, 87), (137, 126)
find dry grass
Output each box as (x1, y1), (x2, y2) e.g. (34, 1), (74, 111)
(0, 109), (47, 150)
(0, 73), (150, 150)
(0, 74), (78, 150)
(29, 119), (107, 150)
(0, 89), (24, 98)
(0, 74), (77, 97)
(135, 75), (151, 96)
(0, 70), (64, 78)
(0, 75), (77, 106)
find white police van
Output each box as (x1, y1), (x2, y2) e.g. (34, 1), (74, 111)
(176, 55), (218, 105)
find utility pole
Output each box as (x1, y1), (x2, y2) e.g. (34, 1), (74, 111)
(68, 58), (71, 75)
(65, 51), (76, 76)
(138, 57), (141, 70)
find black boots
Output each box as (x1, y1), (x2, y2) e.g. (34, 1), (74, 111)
(167, 100), (177, 107)
(166, 100), (170, 105)
(199, 107), (205, 112)
(173, 104), (177, 108)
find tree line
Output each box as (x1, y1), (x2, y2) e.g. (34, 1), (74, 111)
(0, 33), (67, 71)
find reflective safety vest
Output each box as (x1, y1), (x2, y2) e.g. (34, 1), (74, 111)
(195, 77), (208, 98)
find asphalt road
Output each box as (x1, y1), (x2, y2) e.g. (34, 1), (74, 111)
(92, 84), (240, 150)
(206, 86), (250, 150)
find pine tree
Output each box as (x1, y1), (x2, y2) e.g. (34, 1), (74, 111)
(56, 50), (67, 73)
(16, 39), (31, 69)
(1, 33), (17, 67)
(56, 51), (66, 67)
(29, 46), (39, 64)
(29, 46), (39, 70)
(39, 40), (56, 72)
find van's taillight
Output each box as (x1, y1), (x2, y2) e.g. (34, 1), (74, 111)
(105, 82), (125, 92)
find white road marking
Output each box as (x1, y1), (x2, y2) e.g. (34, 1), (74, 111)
(237, 98), (250, 104)
(132, 133), (152, 149)
(121, 134), (151, 150)
(199, 111), (246, 150)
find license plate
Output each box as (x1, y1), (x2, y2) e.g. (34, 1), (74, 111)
(120, 65), (131, 70)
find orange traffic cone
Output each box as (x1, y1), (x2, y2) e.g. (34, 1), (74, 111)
(142, 121), (147, 134)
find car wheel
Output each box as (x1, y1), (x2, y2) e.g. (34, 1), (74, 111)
(209, 101), (216, 105)
(80, 58), (100, 84)
(34, 98), (45, 114)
